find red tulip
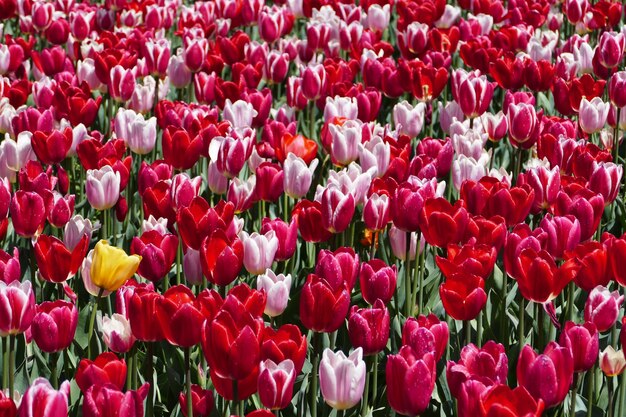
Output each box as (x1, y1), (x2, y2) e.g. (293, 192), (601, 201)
(83, 383), (150, 417)
(255, 162), (284, 202)
(559, 321), (599, 373)
(177, 198), (235, 251)
(128, 288), (164, 342)
(31, 128), (72, 165)
(436, 243), (497, 280)
(292, 200), (332, 243)
(30, 300), (78, 353)
(386, 346), (436, 417)
(300, 273), (351, 333)
(0, 248), (20, 284)
(402, 314), (449, 361)
(0, 389), (16, 417)
(514, 248), (579, 303)
(130, 231), (178, 283)
(142, 181), (176, 228)
(419, 198), (469, 248)
(162, 126), (203, 170)
(10, 190), (49, 238)
(479, 385), (545, 417)
(517, 342), (574, 408)
(439, 272), (487, 321)
(178, 385), (214, 417)
(34, 234), (88, 283)
(201, 286), (265, 381)
(200, 230), (244, 287)
(156, 285), (205, 347)
(261, 324), (308, 374)
(565, 241), (610, 292)
(348, 300), (390, 355)
(76, 352), (127, 393)
(446, 341), (508, 398)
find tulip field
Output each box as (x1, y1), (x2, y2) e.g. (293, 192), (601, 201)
(2, 0), (626, 416)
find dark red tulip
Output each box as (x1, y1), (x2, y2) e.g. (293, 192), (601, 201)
(606, 233), (626, 286)
(439, 272), (487, 321)
(200, 230), (243, 287)
(446, 341), (508, 398)
(559, 321), (599, 373)
(0, 389), (16, 417)
(142, 181), (176, 228)
(31, 128), (73, 165)
(391, 178), (439, 232)
(347, 300), (390, 355)
(130, 231), (178, 283)
(178, 385), (214, 417)
(177, 198), (235, 251)
(34, 234), (88, 283)
(261, 324), (308, 374)
(300, 273), (351, 333)
(517, 342), (574, 408)
(255, 162), (284, 202)
(402, 314), (449, 361)
(76, 352), (127, 393)
(156, 285), (205, 347)
(419, 198), (469, 248)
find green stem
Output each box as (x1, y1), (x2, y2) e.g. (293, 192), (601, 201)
(283, 194), (290, 223)
(617, 372), (625, 417)
(361, 360), (370, 417)
(371, 354), (379, 407)
(232, 379), (239, 417)
(500, 273), (508, 343)
(404, 232), (411, 318)
(146, 343), (154, 417)
(537, 303), (545, 352)
(186, 347), (193, 417)
(87, 288), (104, 359)
(176, 238), (183, 285)
(311, 332), (320, 417)
(463, 320), (471, 345)
(518, 298), (526, 350)
(569, 373), (578, 417)
(411, 243), (420, 317)
(417, 242), (425, 315)
(586, 367), (595, 417)
(2, 337), (7, 390)
(50, 351), (58, 389)
(607, 376), (614, 417)
(126, 347), (134, 390)
(477, 310), (483, 348)
(8, 335), (14, 398)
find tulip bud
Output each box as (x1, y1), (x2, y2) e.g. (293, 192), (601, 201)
(319, 348), (366, 410)
(101, 313), (135, 353)
(599, 346), (626, 376)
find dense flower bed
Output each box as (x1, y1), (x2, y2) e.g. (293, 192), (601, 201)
(0, 0), (625, 416)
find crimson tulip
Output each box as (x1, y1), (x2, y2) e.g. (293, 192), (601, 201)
(391, 177), (440, 232)
(10, 190), (48, 238)
(83, 383), (150, 417)
(30, 300), (77, 353)
(402, 314), (449, 361)
(76, 352), (127, 393)
(156, 285), (205, 347)
(565, 241), (610, 292)
(559, 321), (599, 373)
(177, 198), (235, 251)
(300, 273), (351, 333)
(0, 389), (16, 417)
(517, 342), (573, 408)
(584, 285), (624, 332)
(436, 243), (497, 280)
(347, 300), (390, 355)
(316, 247), (360, 292)
(31, 127), (72, 165)
(446, 341), (508, 398)
(386, 346), (436, 417)
(359, 259), (397, 305)
(0, 248), (20, 284)
(292, 200), (332, 243)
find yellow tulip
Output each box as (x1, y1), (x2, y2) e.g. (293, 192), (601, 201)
(90, 240), (141, 292)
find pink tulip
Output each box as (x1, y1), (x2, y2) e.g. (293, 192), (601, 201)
(241, 230), (279, 275)
(359, 136), (390, 178)
(597, 31), (625, 69)
(18, 378), (70, 417)
(109, 65), (136, 103)
(319, 348), (366, 410)
(584, 285), (624, 332)
(402, 314), (449, 361)
(258, 359), (296, 410)
(260, 218), (297, 261)
(321, 185), (356, 234)
(446, 341), (508, 398)
(301, 63), (327, 100)
(283, 153), (318, 199)
(599, 346), (626, 376)
(101, 313), (136, 353)
(579, 97), (609, 134)
(0, 280), (35, 337)
(588, 161), (622, 204)
(507, 102), (539, 146)
(393, 101), (426, 138)
(362, 193), (390, 232)
(31, 300), (78, 353)
(328, 120), (362, 167)
(0, 248), (20, 284)
(480, 111), (508, 142)
(256, 269), (292, 317)
(559, 321), (599, 373)
(86, 165), (121, 211)
(386, 346), (436, 416)
(452, 69), (495, 118)
(323, 96), (358, 123)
